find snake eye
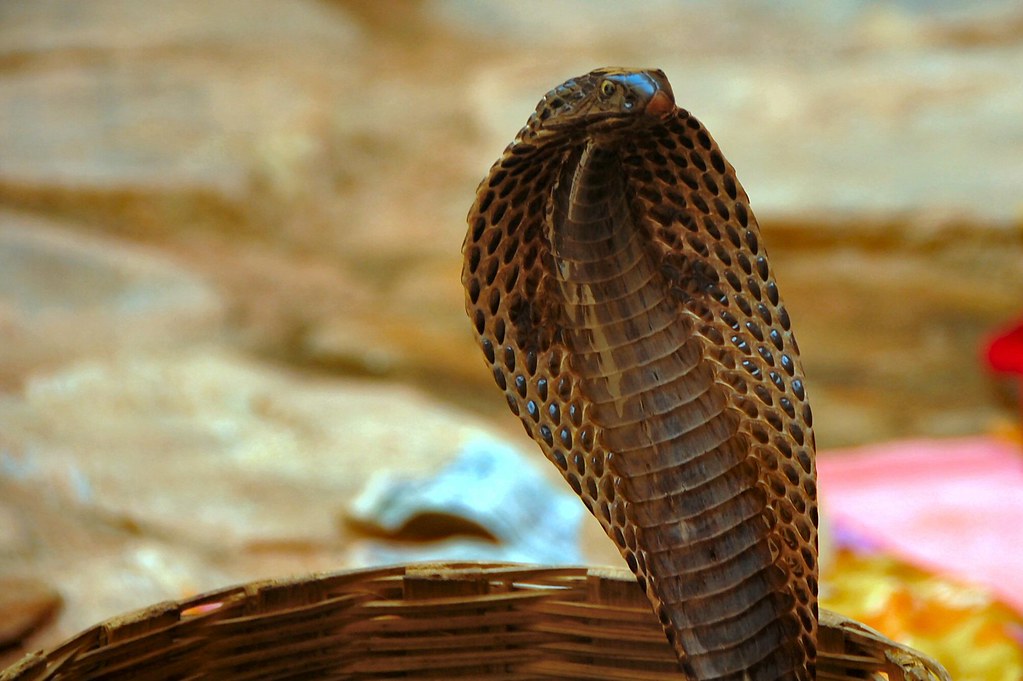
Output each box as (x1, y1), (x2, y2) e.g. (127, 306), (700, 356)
(599, 79), (615, 98)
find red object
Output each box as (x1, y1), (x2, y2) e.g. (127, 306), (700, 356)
(985, 319), (1023, 374)
(984, 318), (1023, 424)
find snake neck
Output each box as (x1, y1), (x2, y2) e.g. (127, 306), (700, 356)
(548, 142), (633, 258)
(548, 142), (644, 344)
(547, 140), (678, 418)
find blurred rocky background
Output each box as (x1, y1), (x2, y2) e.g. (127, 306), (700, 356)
(1, 0), (1021, 678)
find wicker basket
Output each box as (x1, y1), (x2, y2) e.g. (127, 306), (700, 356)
(1, 562), (949, 680)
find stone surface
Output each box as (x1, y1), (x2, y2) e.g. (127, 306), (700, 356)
(0, 351), (597, 659)
(0, 352), (497, 549)
(0, 0), (362, 196)
(0, 211), (224, 385)
(774, 241), (1022, 447)
(0, 579), (61, 649)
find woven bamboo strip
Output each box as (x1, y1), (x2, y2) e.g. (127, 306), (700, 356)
(1, 563), (949, 680)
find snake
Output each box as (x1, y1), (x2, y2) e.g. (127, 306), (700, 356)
(461, 68), (818, 680)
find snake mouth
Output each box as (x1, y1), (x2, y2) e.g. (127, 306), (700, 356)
(645, 89), (675, 117)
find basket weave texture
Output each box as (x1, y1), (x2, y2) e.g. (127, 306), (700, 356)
(1, 562), (949, 680)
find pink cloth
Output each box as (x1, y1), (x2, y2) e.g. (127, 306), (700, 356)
(817, 437), (1023, 614)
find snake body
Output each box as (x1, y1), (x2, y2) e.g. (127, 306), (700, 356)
(462, 68), (818, 680)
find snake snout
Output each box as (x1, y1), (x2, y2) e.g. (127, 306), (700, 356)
(641, 70), (675, 117)
(645, 89), (675, 117)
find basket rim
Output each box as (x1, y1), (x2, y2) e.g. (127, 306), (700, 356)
(1, 561), (951, 681)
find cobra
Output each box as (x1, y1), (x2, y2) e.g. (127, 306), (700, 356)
(462, 67), (817, 680)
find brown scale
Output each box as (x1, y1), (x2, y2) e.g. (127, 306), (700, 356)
(462, 68), (817, 681)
